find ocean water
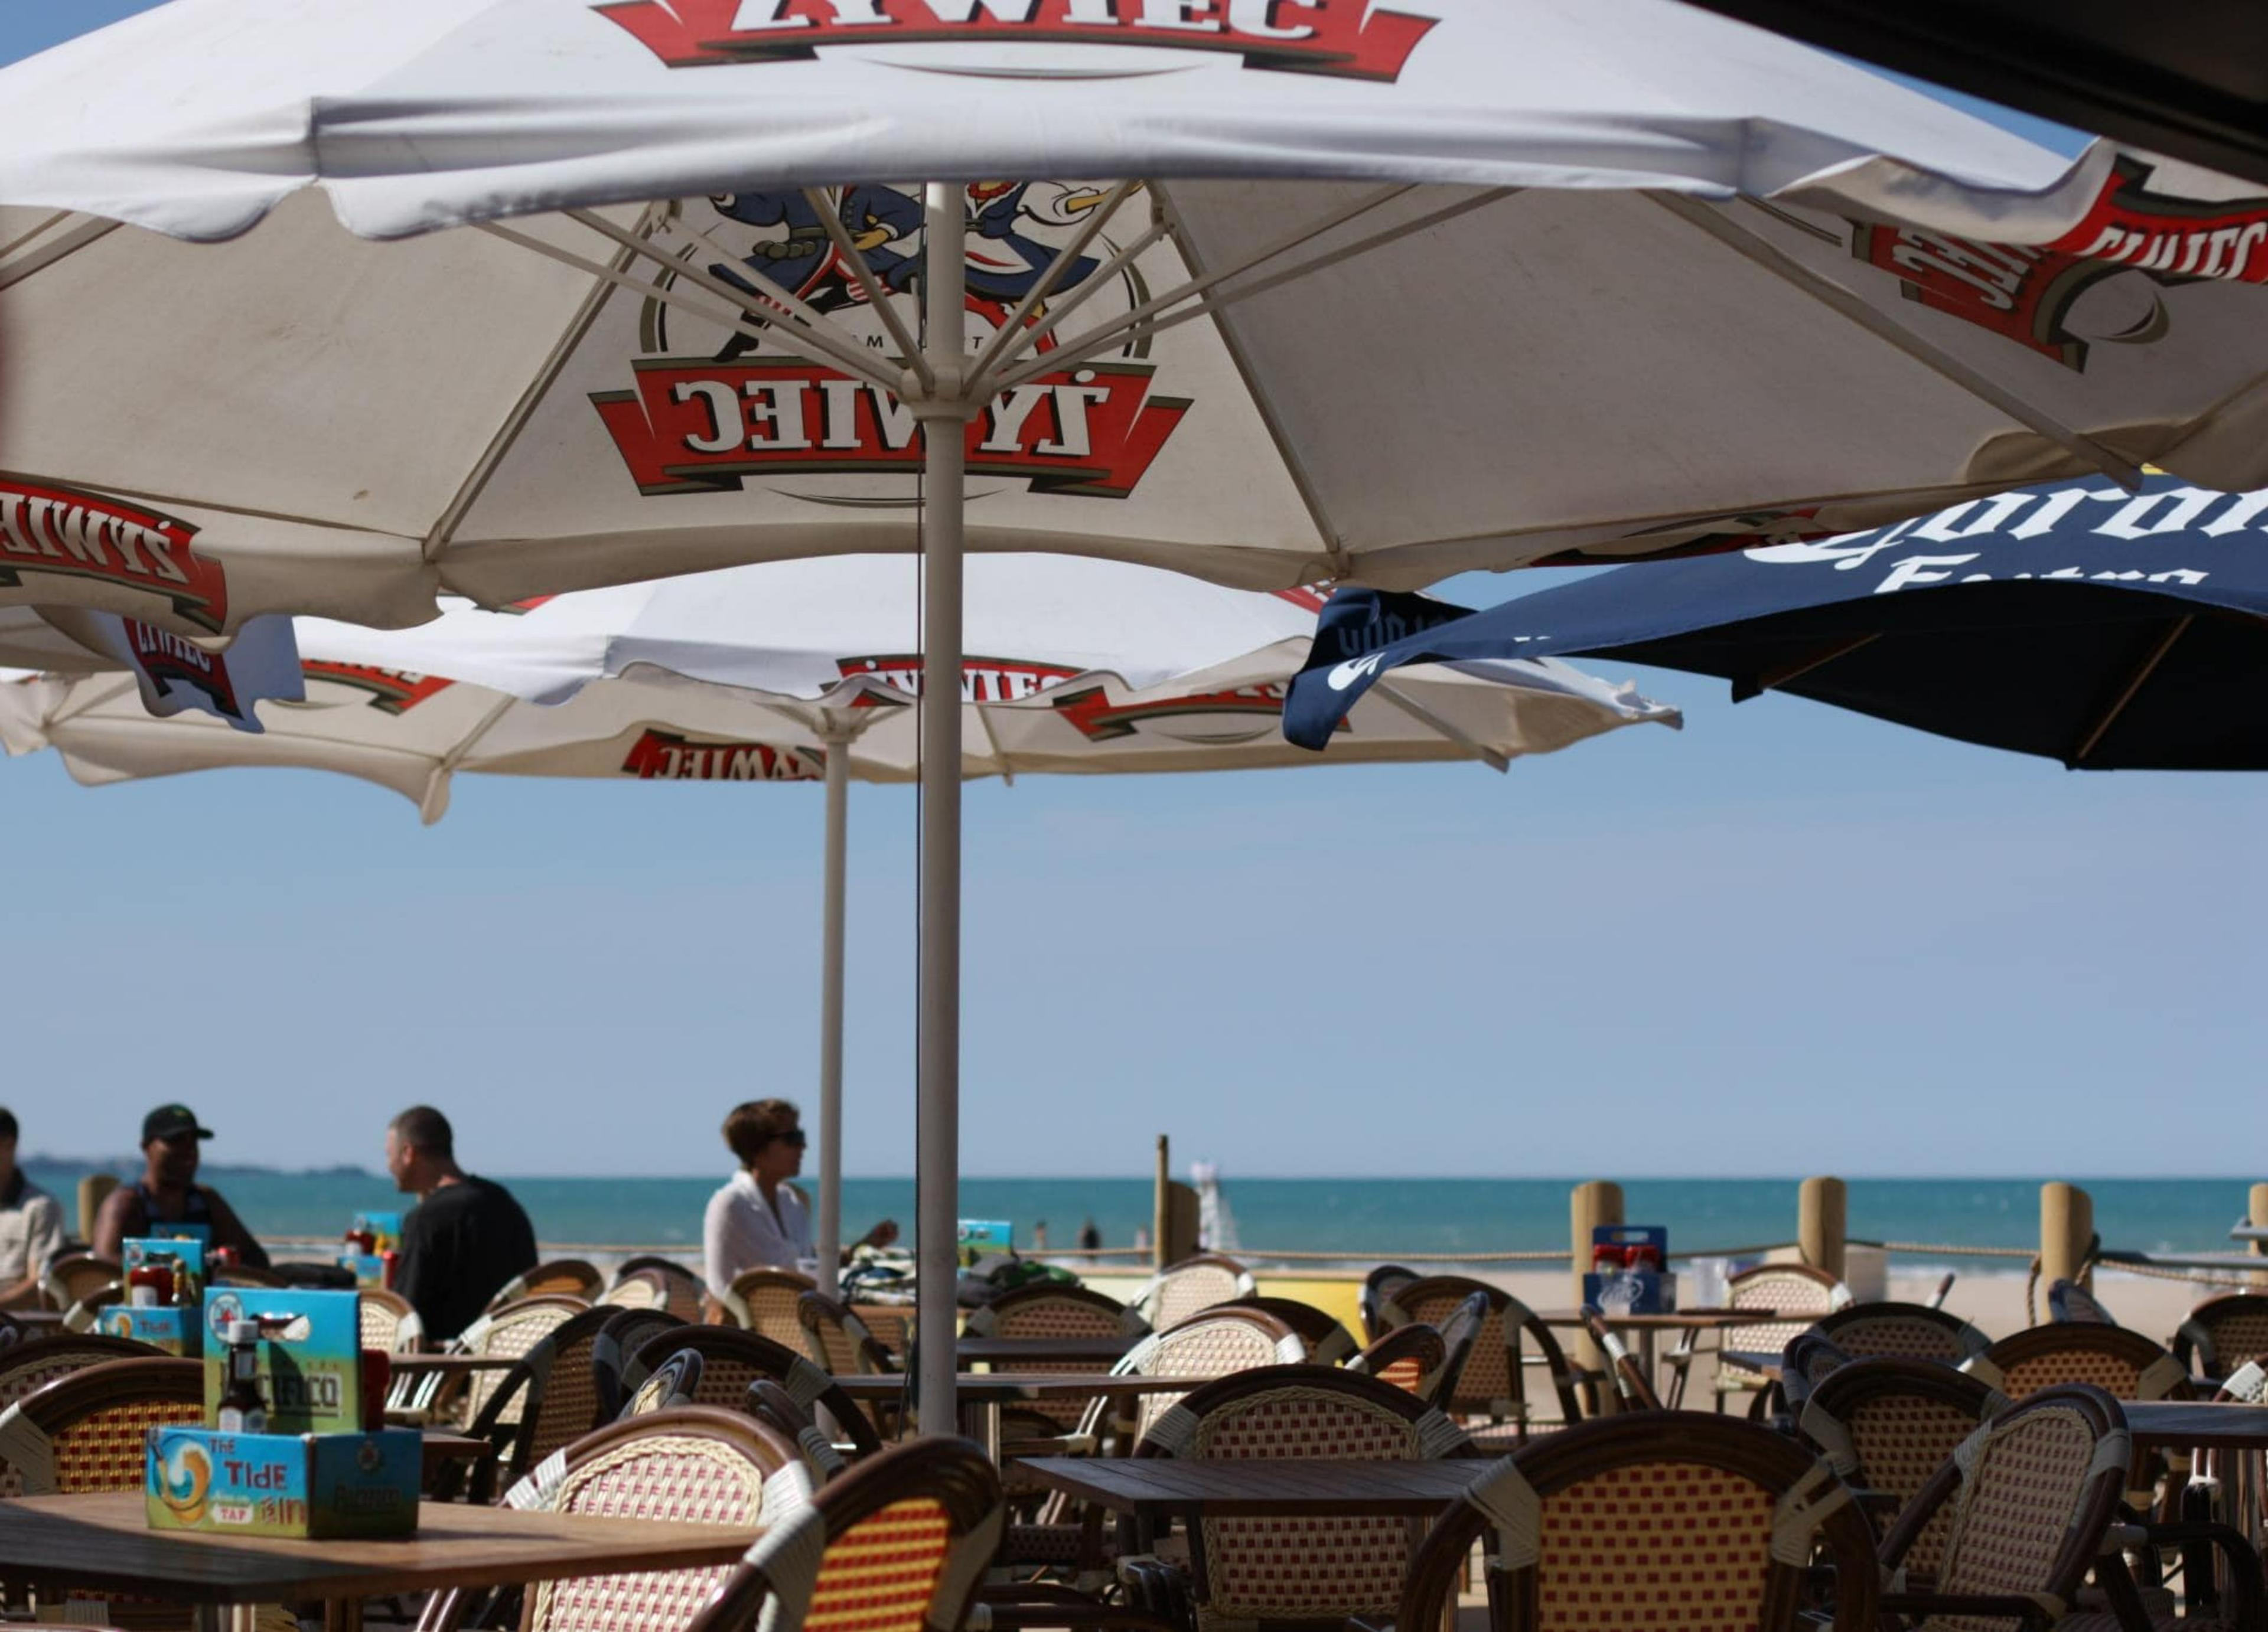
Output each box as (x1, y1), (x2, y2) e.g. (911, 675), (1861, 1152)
(28, 1167), (2256, 1265)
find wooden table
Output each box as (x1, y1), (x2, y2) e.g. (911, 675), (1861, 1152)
(1534, 1308), (1761, 1402)
(1015, 1455), (1498, 1519)
(0, 1490), (760, 1632)
(387, 1354), (520, 1374)
(833, 1371), (1207, 1457)
(2124, 1401), (2268, 1451)
(957, 1334), (1140, 1366)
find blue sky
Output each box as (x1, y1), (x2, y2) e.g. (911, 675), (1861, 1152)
(2, 2), (2260, 1183)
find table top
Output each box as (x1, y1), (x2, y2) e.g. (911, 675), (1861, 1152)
(832, 1372), (1210, 1402)
(1014, 1456), (1496, 1516)
(0, 1492), (760, 1605)
(957, 1336), (1140, 1365)
(389, 1353), (522, 1373)
(1720, 1350), (1785, 1377)
(2123, 1401), (2268, 1451)
(1533, 1309), (1760, 1331)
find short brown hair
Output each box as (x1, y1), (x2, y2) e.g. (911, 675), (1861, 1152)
(722, 1099), (800, 1165)
(390, 1105), (454, 1160)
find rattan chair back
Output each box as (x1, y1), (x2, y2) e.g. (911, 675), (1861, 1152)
(1384, 1275), (1582, 1434)
(1140, 1255), (1254, 1331)
(1717, 1264), (1852, 1394)
(0, 1354), (202, 1494)
(796, 1292), (895, 1378)
(607, 1257), (706, 1324)
(1361, 1263), (1420, 1342)
(358, 1287), (426, 1354)
(1345, 1323), (1445, 1398)
(1133, 1365), (1469, 1631)
(487, 1260), (604, 1311)
(0, 1334), (163, 1496)
(1397, 1411), (1881, 1632)
(1879, 1383), (2130, 1621)
(625, 1325), (886, 1456)
(594, 1308), (685, 1419)
(61, 1281), (126, 1333)
(2175, 1291), (2268, 1380)
(40, 1254), (120, 1314)
(1808, 1300), (1990, 1366)
(1775, 1332), (1851, 1418)
(1797, 1354), (2009, 1578)
(1967, 1323), (2192, 1402)
(1217, 1295), (1357, 1365)
(746, 1379), (849, 1480)
(720, 1268), (817, 1347)
(459, 1304), (619, 1499)
(1579, 1304), (1662, 1412)
(2048, 1278), (2118, 1326)
(456, 1294), (590, 1425)
(964, 1285), (1148, 1428)
(1115, 1306), (1306, 1444)
(619, 1348), (704, 1420)
(504, 1407), (809, 1632)
(1426, 1290), (1491, 1411)
(686, 1438), (1002, 1632)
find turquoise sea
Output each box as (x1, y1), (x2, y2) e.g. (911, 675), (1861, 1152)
(28, 1167), (2256, 1266)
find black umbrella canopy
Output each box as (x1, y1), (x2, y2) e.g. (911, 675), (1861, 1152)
(1288, 474), (2268, 769)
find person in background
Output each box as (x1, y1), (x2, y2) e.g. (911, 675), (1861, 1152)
(386, 1105), (537, 1344)
(93, 1105), (269, 1267)
(0, 1108), (63, 1307)
(703, 1098), (898, 1299)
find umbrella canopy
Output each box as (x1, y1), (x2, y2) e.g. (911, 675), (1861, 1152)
(0, 549), (1677, 1294)
(1286, 471), (2268, 769)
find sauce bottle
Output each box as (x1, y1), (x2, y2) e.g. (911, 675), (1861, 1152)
(128, 1252), (177, 1308)
(217, 1320), (269, 1435)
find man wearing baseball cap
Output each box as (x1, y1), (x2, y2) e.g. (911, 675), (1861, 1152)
(91, 1105), (269, 1268)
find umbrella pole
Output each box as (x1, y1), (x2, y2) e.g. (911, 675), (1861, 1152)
(914, 182), (970, 1436)
(815, 726), (850, 1300)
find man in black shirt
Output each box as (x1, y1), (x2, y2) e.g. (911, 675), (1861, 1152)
(385, 1105), (537, 1343)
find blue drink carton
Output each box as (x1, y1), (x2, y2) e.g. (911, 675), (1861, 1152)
(957, 1219), (1012, 1266)
(1583, 1225), (1676, 1314)
(200, 1288), (364, 1434)
(146, 1425), (419, 1538)
(350, 1212), (403, 1251)
(100, 1305), (202, 1356)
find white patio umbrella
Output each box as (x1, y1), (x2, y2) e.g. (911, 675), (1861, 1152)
(0, 551), (1677, 1297)
(9, 0), (2268, 1418)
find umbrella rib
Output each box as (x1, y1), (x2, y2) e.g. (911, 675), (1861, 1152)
(988, 187), (1511, 397)
(1736, 632), (1880, 700)
(0, 215), (119, 293)
(1370, 680), (1509, 772)
(0, 210), (73, 265)
(972, 699), (1015, 785)
(424, 205), (660, 564)
(2068, 613), (2192, 766)
(572, 209), (904, 390)
(1648, 192), (2145, 493)
(801, 187), (929, 385)
(965, 180), (1145, 386)
(964, 218), (1175, 397)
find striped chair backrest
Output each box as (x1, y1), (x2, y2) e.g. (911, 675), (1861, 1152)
(0, 1335), (159, 1496)
(0, 1355), (203, 1494)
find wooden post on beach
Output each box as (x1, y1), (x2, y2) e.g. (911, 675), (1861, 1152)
(76, 1173), (116, 1246)
(2041, 1181), (2094, 1291)
(1153, 1135), (1171, 1272)
(1570, 1180), (1623, 1412)
(1798, 1177), (1847, 1281)
(2250, 1182), (2268, 1288)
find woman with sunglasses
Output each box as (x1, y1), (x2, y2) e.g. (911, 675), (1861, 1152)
(703, 1098), (898, 1301)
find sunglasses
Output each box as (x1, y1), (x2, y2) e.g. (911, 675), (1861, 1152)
(775, 1128), (808, 1147)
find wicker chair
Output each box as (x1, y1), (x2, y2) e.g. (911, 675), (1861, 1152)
(796, 1291), (898, 1380)
(1423, 1290), (1490, 1412)
(746, 1379), (849, 1481)
(1360, 1264), (1420, 1342)
(966, 1285), (1150, 1432)
(618, 1349), (704, 1419)
(1127, 1365), (1474, 1632)
(359, 1287), (427, 1354)
(1380, 1275), (1582, 1442)
(719, 1267), (817, 1347)
(686, 1438), (1002, 1632)
(1216, 1296), (1357, 1366)
(605, 1256), (706, 1324)
(1967, 1323), (2193, 1403)
(1344, 1323), (1445, 1399)
(1110, 1306), (1308, 1447)
(1395, 1412), (1882, 1632)
(447, 1294), (592, 1431)
(60, 1281), (126, 1333)
(1807, 1300), (1991, 1366)
(622, 1325), (885, 1457)
(0, 1333), (161, 1497)
(39, 1254), (120, 1315)
(1578, 1304), (1663, 1412)
(2051, 1278), (2120, 1326)
(594, 1307), (687, 1419)
(1794, 1354), (2010, 1580)
(447, 1304), (619, 1503)
(1775, 1331), (1852, 1419)
(1135, 1255), (1255, 1333)
(1683, 1262), (1851, 1413)
(1875, 1384), (2217, 1631)
(418, 1408), (811, 1632)
(485, 1260), (604, 1311)
(2174, 1292), (2268, 1382)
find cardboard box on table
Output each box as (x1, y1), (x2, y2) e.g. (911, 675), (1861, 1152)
(100, 1239), (209, 1356)
(337, 1211), (403, 1290)
(1583, 1224), (1677, 1314)
(143, 1287), (419, 1539)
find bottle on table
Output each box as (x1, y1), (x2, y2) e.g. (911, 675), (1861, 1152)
(217, 1320), (269, 1435)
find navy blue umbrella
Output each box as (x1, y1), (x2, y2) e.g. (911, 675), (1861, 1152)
(1286, 474), (2268, 769)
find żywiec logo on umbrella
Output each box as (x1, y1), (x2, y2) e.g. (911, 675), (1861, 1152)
(124, 619), (253, 723)
(594, 0), (1439, 82)
(1051, 679), (1300, 744)
(620, 728), (827, 780)
(592, 181), (1191, 501)
(0, 477), (229, 631)
(835, 653), (1084, 704)
(296, 661), (457, 716)
(1850, 156), (2268, 370)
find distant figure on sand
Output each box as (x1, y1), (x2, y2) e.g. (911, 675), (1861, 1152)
(703, 1098), (898, 1298)
(1079, 1218), (1102, 1252)
(0, 1107), (63, 1307)
(386, 1105), (537, 1343)
(93, 1104), (269, 1268)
